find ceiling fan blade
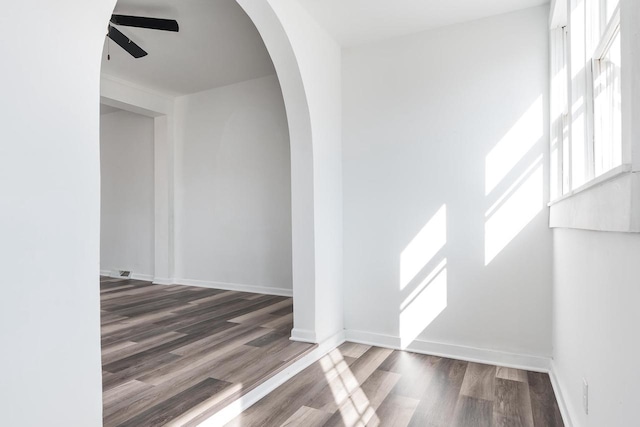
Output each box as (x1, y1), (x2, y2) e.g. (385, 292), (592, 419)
(107, 26), (148, 58)
(110, 14), (179, 32)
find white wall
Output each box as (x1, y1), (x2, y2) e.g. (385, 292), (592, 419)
(553, 229), (640, 426)
(0, 0), (116, 424)
(174, 75), (293, 292)
(342, 6), (553, 360)
(551, 1), (640, 424)
(100, 110), (155, 278)
(266, 0), (344, 343)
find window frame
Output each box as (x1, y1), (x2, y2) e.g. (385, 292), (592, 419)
(550, 0), (626, 200)
(548, 0), (640, 232)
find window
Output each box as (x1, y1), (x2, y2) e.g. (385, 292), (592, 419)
(550, 0), (623, 199)
(592, 17), (621, 177)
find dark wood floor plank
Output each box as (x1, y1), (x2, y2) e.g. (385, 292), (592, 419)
(280, 406), (332, 426)
(228, 299), (292, 323)
(451, 395), (494, 427)
(407, 358), (468, 427)
(101, 331), (186, 365)
(527, 372), (564, 427)
(322, 368), (400, 426)
(226, 351), (347, 427)
(101, 277), (564, 427)
(305, 346), (393, 412)
(459, 362), (496, 401)
(99, 277), (313, 427)
(338, 342), (371, 359)
(227, 347), (564, 427)
(496, 366), (529, 383)
(245, 330), (288, 348)
(493, 378), (535, 427)
(103, 379), (154, 408)
(117, 378), (232, 427)
(102, 352), (182, 392)
(137, 327), (273, 386)
(374, 393), (420, 427)
(383, 351), (441, 400)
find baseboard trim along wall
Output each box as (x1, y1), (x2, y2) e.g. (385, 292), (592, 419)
(345, 329), (552, 372)
(290, 328), (318, 343)
(549, 360), (575, 427)
(100, 269), (154, 281)
(152, 277), (174, 285)
(345, 329), (572, 426)
(197, 330), (346, 427)
(172, 277), (293, 297)
(102, 272), (294, 297)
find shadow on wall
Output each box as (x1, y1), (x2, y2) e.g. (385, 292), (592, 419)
(398, 95), (547, 349)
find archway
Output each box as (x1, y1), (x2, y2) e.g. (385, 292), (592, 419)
(234, 0), (318, 342)
(2, 0), (341, 425)
(98, 0), (319, 341)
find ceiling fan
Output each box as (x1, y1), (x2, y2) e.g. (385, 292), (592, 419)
(107, 14), (179, 59)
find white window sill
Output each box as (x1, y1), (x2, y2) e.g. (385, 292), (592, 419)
(549, 165), (640, 232)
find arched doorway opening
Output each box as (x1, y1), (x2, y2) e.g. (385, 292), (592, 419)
(98, 0), (318, 342)
(96, 0), (321, 424)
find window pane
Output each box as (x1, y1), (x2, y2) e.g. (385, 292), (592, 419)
(606, 0), (619, 22)
(593, 30), (622, 176)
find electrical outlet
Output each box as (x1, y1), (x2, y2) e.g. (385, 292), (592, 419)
(583, 378), (589, 414)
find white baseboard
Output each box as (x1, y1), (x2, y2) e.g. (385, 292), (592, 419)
(290, 328), (317, 343)
(345, 329), (552, 373)
(101, 269), (153, 281)
(152, 277), (174, 285)
(197, 330), (346, 426)
(549, 360), (575, 427)
(106, 274), (292, 297)
(131, 272), (154, 281)
(172, 277), (293, 297)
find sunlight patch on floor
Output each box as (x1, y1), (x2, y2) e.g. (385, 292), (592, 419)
(320, 350), (380, 426)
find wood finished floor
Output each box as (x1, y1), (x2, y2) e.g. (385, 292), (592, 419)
(228, 342), (564, 427)
(100, 276), (313, 427)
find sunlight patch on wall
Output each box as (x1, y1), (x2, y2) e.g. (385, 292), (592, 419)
(571, 110), (586, 188)
(570, 0), (585, 79)
(485, 159), (544, 265)
(399, 260), (447, 349)
(399, 204), (446, 290)
(485, 96), (544, 195)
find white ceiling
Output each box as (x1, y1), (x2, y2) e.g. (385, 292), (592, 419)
(298, 0), (550, 47)
(101, 0), (275, 95)
(102, 0), (549, 94)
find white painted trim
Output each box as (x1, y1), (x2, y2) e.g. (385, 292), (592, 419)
(345, 329), (552, 373)
(130, 273), (154, 281)
(549, 170), (640, 232)
(101, 73), (177, 99)
(196, 330), (346, 427)
(549, 361), (574, 427)
(290, 328), (318, 343)
(152, 277), (174, 286)
(101, 269), (153, 281)
(549, 163), (632, 205)
(171, 277), (293, 297)
(100, 75), (173, 118)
